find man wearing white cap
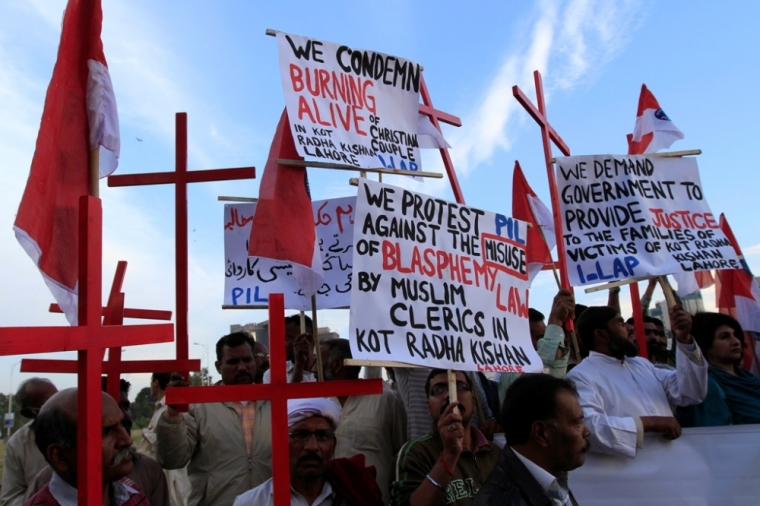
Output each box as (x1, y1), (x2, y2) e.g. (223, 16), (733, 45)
(233, 398), (383, 506)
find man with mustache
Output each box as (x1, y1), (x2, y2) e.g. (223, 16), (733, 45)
(156, 331), (272, 506)
(233, 398), (383, 506)
(475, 374), (590, 506)
(566, 305), (708, 458)
(22, 388), (147, 506)
(391, 370), (500, 506)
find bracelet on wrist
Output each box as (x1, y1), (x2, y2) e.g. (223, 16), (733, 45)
(439, 452), (455, 477)
(426, 474), (446, 492)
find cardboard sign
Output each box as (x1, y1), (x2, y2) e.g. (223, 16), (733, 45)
(277, 31), (422, 171)
(349, 179), (541, 373)
(224, 197), (356, 310)
(555, 155), (741, 286)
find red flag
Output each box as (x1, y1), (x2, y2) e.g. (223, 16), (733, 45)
(248, 109), (324, 297)
(626, 84), (683, 155)
(13, 0), (119, 325)
(512, 161), (554, 282)
(715, 214), (760, 372)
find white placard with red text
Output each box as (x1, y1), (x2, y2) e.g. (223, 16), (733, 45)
(349, 179), (541, 373)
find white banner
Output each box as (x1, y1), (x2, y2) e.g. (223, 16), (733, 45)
(277, 31), (422, 171)
(570, 425), (760, 505)
(555, 155), (741, 286)
(349, 179), (541, 373)
(224, 197), (355, 310)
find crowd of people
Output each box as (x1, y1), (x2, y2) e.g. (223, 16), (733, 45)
(3, 287), (760, 506)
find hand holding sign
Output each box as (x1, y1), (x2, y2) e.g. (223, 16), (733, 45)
(548, 289), (576, 327)
(669, 304), (693, 344)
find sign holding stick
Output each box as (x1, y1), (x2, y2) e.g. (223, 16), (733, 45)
(555, 154), (741, 286)
(349, 179), (542, 374)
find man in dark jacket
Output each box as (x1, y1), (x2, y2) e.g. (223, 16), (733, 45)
(475, 374), (590, 506)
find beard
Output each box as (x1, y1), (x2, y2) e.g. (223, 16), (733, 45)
(609, 333), (639, 360)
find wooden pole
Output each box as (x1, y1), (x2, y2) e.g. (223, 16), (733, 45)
(659, 276), (678, 308)
(276, 158), (443, 179)
(311, 296), (324, 381)
(448, 370), (459, 415)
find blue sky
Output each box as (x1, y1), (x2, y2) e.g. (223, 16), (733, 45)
(2, 0), (759, 395)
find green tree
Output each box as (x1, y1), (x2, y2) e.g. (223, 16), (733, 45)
(130, 387), (154, 429)
(190, 367), (213, 386)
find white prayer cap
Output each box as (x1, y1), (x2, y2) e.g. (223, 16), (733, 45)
(287, 398), (341, 429)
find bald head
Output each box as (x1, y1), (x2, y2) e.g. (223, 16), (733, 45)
(17, 378), (57, 420)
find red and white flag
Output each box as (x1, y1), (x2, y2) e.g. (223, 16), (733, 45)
(512, 161), (555, 283)
(13, 0), (120, 325)
(248, 109), (324, 298)
(626, 84), (683, 155)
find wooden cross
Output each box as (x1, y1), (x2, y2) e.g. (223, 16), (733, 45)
(165, 293), (383, 506)
(108, 112), (256, 402)
(0, 196), (175, 505)
(418, 74), (465, 205)
(513, 70), (648, 357)
(21, 260), (201, 402)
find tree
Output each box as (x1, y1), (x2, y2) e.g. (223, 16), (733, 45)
(190, 367), (213, 386)
(130, 387), (154, 429)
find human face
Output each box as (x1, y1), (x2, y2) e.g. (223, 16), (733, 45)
(546, 390), (590, 474)
(530, 320), (546, 348)
(22, 380), (57, 420)
(216, 343), (256, 385)
(707, 325), (743, 366)
(101, 394), (135, 484)
(253, 343), (269, 383)
(606, 314), (638, 359)
(643, 322), (659, 344)
(426, 371), (473, 425)
(285, 324), (300, 362)
(289, 416), (335, 483)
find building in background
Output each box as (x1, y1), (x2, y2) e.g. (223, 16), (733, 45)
(230, 321), (339, 347)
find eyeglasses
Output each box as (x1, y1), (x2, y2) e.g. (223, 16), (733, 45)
(430, 381), (471, 397)
(253, 353), (269, 360)
(288, 429), (335, 442)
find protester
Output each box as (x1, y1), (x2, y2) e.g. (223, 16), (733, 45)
(317, 339), (407, 503)
(232, 398), (383, 506)
(27, 378), (169, 505)
(678, 312), (760, 426)
(263, 315), (315, 384)
(475, 374), (589, 506)
(498, 290), (574, 406)
(22, 389), (146, 506)
(627, 315), (673, 367)
(142, 372), (191, 506)
(391, 370), (500, 506)
(156, 331), (272, 506)
(1, 378), (58, 506)
(566, 305), (708, 457)
(253, 341), (270, 384)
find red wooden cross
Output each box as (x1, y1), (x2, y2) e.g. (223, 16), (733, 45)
(418, 74), (466, 205)
(513, 70), (648, 356)
(21, 260), (201, 402)
(108, 112), (256, 401)
(0, 197), (175, 505)
(165, 293), (383, 506)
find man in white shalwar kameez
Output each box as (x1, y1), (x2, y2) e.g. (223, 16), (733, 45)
(567, 304), (707, 458)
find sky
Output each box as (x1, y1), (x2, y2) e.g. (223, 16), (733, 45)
(2, 0), (760, 397)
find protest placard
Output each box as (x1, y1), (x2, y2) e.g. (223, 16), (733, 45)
(555, 154), (741, 286)
(224, 197), (355, 310)
(349, 179), (541, 373)
(276, 31), (422, 172)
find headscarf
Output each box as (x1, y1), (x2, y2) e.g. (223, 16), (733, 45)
(287, 398), (341, 429)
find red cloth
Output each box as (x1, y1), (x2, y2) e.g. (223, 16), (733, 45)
(626, 84), (684, 155)
(247, 108), (324, 297)
(512, 161), (554, 280)
(325, 454), (384, 506)
(13, 0), (113, 325)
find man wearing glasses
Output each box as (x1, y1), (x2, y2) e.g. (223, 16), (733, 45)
(233, 398), (383, 506)
(391, 370), (500, 506)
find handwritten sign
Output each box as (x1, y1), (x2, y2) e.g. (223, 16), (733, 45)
(555, 155), (741, 286)
(224, 197), (356, 310)
(349, 179), (541, 373)
(276, 31), (422, 171)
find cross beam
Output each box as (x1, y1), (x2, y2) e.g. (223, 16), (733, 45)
(165, 293), (383, 506)
(418, 75), (465, 205)
(108, 112), (256, 406)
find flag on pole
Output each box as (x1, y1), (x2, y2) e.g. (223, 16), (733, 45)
(512, 161), (555, 282)
(248, 109), (324, 298)
(626, 84), (683, 155)
(715, 214), (760, 372)
(13, 0), (119, 325)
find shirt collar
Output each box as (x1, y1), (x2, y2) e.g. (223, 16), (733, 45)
(50, 473), (139, 506)
(512, 448), (559, 495)
(588, 350), (626, 364)
(267, 479), (334, 504)
(469, 426), (491, 452)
